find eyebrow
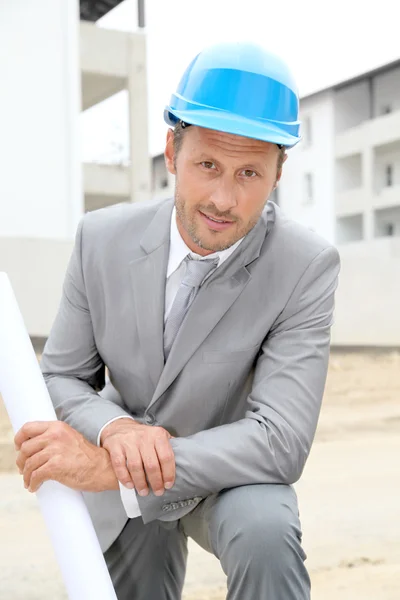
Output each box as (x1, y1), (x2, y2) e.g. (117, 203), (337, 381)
(195, 153), (267, 172)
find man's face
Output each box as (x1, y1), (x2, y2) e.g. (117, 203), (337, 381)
(165, 126), (284, 255)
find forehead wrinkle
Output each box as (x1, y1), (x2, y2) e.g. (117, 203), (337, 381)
(199, 132), (275, 160)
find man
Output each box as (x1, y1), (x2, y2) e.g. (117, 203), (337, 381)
(15, 43), (340, 599)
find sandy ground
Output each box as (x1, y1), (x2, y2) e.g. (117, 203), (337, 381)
(1, 351), (400, 599)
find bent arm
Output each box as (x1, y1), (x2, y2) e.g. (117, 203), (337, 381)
(137, 246), (340, 523)
(41, 219), (131, 444)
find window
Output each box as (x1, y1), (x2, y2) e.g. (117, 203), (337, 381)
(385, 165), (393, 187)
(384, 223), (395, 236)
(374, 206), (400, 238)
(381, 105), (392, 115)
(302, 116), (312, 147)
(303, 173), (314, 204)
(336, 214), (364, 244)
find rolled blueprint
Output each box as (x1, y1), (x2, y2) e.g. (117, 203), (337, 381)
(0, 272), (117, 600)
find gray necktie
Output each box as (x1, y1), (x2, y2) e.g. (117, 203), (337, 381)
(164, 256), (218, 360)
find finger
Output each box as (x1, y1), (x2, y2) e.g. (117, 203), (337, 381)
(23, 449), (50, 490)
(154, 436), (176, 490)
(126, 448), (149, 497)
(108, 445), (135, 489)
(29, 463), (51, 493)
(17, 436), (48, 471)
(14, 421), (52, 450)
(16, 437), (49, 474)
(141, 444), (164, 496)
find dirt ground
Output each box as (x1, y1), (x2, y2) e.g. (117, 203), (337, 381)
(1, 351), (399, 599)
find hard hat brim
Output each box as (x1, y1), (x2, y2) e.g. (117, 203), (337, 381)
(164, 107), (300, 148)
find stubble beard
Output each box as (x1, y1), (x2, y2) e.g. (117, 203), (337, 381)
(174, 190), (265, 252)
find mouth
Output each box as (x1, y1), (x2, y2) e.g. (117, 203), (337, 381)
(199, 210), (235, 232)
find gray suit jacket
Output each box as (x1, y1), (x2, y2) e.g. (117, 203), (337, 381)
(41, 198), (340, 552)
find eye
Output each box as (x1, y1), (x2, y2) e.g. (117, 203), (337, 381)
(200, 161), (217, 170)
(240, 169), (258, 178)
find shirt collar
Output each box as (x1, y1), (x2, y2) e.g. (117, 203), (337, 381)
(167, 207), (243, 278)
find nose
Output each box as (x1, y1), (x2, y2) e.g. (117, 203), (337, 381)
(210, 178), (238, 213)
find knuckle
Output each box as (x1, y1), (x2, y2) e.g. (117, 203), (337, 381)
(153, 426), (166, 438)
(110, 452), (124, 466)
(51, 422), (65, 438)
(49, 428), (59, 441)
(127, 459), (141, 471)
(144, 461), (158, 473)
(158, 450), (174, 462)
(131, 470), (146, 482)
(113, 463), (127, 476)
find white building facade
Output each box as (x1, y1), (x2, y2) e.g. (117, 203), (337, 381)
(2, 3), (398, 347)
(279, 60), (400, 346)
(0, 0), (153, 340)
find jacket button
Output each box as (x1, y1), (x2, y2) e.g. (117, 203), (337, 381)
(145, 413), (156, 425)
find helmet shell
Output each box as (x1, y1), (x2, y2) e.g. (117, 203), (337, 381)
(164, 42), (301, 147)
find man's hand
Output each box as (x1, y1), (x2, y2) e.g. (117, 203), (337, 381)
(15, 421), (118, 493)
(100, 418), (175, 497)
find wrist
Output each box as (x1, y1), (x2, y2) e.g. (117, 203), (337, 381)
(100, 417), (135, 447)
(95, 448), (119, 491)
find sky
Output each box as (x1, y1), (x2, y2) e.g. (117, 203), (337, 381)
(81, 0), (400, 162)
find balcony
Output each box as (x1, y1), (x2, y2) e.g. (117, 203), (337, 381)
(80, 22), (145, 110)
(84, 162), (130, 211)
(373, 184), (400, 210)
(338, 236), (400, 258)
(335, 109), (400, 158)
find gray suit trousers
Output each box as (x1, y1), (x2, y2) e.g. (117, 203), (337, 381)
(104, 484), (310, 600)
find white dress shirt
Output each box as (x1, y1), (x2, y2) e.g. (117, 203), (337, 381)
(101, 207), (243, 518)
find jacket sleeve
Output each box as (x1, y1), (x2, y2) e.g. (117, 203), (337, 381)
(40, 218), (132, 444)
(137, 245), (341, 523)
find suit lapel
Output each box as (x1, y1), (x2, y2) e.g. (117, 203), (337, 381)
(149, 203), (275, 406)
(129, 200), (173, 391)
(151, 266), (251, 404)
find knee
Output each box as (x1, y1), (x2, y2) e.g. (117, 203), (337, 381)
(212, 485), (303, 565)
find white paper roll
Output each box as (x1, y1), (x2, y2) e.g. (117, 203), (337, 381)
(0, 272), (117, 600)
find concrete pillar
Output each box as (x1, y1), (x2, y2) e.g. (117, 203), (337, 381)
(0, 0), (82, 337)
(362, 145), (374, 240)
(128, 32), (151, 203)
(0, 0), (83, 240)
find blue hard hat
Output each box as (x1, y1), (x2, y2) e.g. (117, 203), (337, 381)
(164, 42), (301, 148)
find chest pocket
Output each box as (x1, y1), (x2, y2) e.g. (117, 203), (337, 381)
(202, 344), (260, 364)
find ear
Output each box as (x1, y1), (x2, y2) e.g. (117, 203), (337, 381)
(164, 129), (176, 175)
(275, 152), (288, 184)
